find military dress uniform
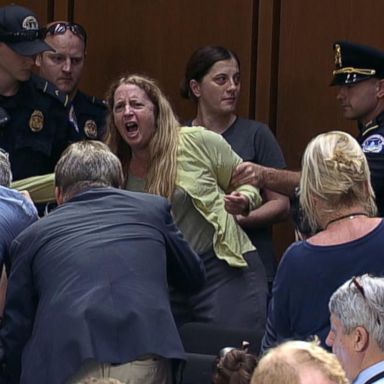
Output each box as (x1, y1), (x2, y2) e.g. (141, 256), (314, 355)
(68, 91), (107, 141)
(0, 74), (71, 181)
(332, 40), (384, 217)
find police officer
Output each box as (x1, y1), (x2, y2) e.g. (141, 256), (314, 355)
(331, 41), (384, 217)
(36, 20), (106, 141)
(0, 4), (71, 181)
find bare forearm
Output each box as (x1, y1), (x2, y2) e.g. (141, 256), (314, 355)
(261, 168), (300, 198)
(236, 191), (290, 228)
(231, 162), (300, 198)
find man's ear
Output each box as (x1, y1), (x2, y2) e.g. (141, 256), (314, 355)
(353, 326), (369, 352)
(55, 187), (64, 205)
(35, 53), (42, 67)
(189, 79), (201, 99)
(376, 79), (384, 98)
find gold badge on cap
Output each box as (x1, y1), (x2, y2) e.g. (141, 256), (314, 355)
(29, 110), (44, 132)
(84, 120), (98, 139)
(334, 44), (342, 67)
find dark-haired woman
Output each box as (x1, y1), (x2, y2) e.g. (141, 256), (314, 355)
(212, 347), (257, 384)
(181, 45), (290, 288)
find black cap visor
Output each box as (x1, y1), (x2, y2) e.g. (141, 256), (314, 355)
(330, 72), (376, 86)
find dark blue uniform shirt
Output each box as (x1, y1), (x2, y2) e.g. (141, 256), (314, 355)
(357, 111), (384, 217)
(0, 74), (71, 180)
(68, 90), (107, 141)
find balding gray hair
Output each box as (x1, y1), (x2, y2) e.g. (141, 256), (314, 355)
(55, 141), (123, 201)
(329, 274), (384, 351)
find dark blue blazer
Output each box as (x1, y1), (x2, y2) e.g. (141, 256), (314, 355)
(0, 188), (205, 384)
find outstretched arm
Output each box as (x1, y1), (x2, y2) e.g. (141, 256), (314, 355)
(236, 188), (290, 228)
(231, 162), (300, 198)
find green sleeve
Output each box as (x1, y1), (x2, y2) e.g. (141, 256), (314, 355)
(11, 173), (55, 203)
(200, 129), (262, 210)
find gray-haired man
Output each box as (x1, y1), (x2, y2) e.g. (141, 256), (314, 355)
(326, 275), (384, 384)
(0, 141), (205, 384)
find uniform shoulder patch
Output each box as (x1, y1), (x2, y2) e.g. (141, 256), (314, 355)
(362, 134), (384, 154)
(31, 75), (69, 107)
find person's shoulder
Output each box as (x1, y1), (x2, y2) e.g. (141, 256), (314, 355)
(74, 90), (107, 112)
(118, 188), (168, 207)
(118, 189), (170, 220)
(280, 241), (308, 264)
(11, 208), (42, 242)
(235, 116), (266, 129)
(179, 126), (232, 158)
(180, 125), (205, 135)
(180, 125), (224, 142)
(274, 241), (312, 283)
(29, 74), (69, 107)
(0, 186), (37, 215)
(235, 117), (274, 135)
(72, 91), (107, 139)
(0, 185), (20, 199)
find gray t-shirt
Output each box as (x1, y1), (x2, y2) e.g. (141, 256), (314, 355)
(222, 117), (286, 281)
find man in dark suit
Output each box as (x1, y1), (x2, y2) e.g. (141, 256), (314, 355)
(0, 141), (205, 384)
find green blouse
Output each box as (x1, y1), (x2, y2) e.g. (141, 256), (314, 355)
(171, 126), (262, 267)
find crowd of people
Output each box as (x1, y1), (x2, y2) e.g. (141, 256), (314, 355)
(1, 3), (384, 384)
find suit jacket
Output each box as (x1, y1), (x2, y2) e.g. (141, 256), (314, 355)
(0, 186), (38, 272)
(0, 187), (205, 384)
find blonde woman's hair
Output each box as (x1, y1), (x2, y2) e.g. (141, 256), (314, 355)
(251, 339), (348, 384)
(104, 74), (180, 200)
(299, 130), (376, 232)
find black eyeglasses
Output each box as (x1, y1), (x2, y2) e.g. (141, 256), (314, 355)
(351, 276), (365, 298)
(350, 276), (381, 326)
(42, 22), (87, 46)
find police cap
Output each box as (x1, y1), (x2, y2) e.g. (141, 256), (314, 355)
(0, 4), (53, 56)
(331, 40), (384, 86)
